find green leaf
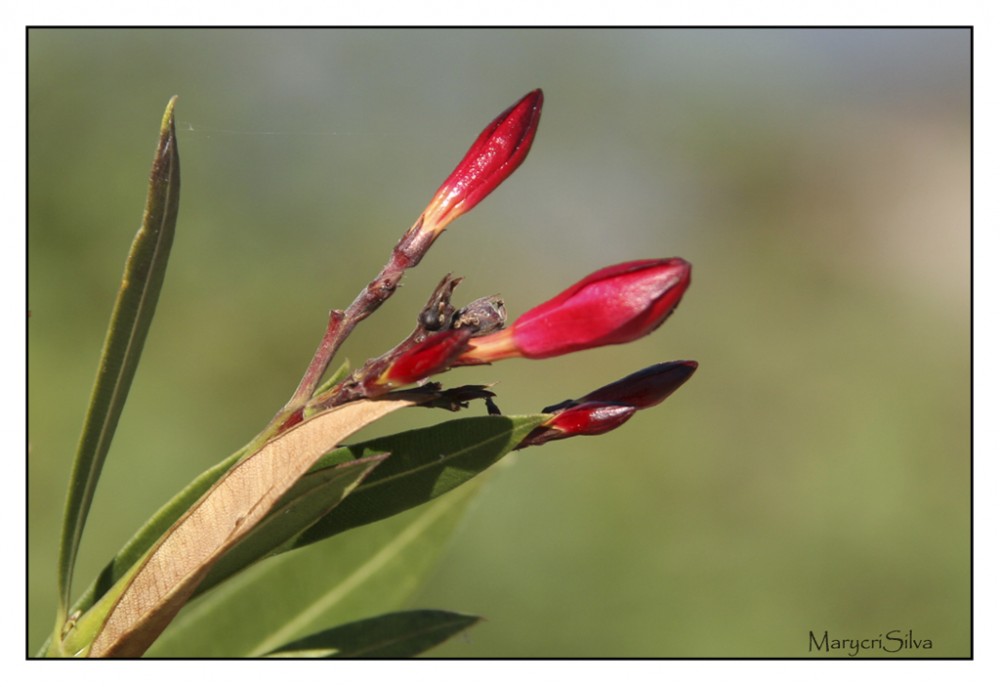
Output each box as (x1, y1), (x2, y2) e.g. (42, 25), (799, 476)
(47, 411), (544, 655)
(51, 409), (542, 654)
(185, 414), (545, 600)
(292, 414), (546, 549)
(196, 454), (390, 592)
(55, 96), (181, 624)
(145, 480), (483, 657)
(263, 610), (482, 658)
(312, 358), (352, 398)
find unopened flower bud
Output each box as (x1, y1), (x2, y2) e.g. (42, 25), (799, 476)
(458, 258), (691, 363)
(420, 89), (543, 236)
(521, 360), (697, 449)
(518, 402), (637, 448)
(375, 329), (473, 388)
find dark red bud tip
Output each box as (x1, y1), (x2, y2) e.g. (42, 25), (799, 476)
(578, 360), (698, 409)
(378, 329), (473, 387)
(421, 89), (543, 235)
(459, 258), (691, 363)
(518, 402), (637, 448)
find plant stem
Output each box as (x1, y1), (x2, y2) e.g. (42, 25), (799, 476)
(278, 217), (435, 422)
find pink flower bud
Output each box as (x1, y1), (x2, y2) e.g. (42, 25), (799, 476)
(518, 402), (637, 448)
(459, 258), (691, 363)
(421, 89), (543, 235)
(376, 329), (473, 387)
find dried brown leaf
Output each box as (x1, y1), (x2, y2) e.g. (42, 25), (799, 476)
(87, 397), (413, 657)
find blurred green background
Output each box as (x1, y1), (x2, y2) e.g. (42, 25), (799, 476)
(28, 28), (970, 657)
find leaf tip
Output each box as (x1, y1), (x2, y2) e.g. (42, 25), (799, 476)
(161, 95), (179, 132)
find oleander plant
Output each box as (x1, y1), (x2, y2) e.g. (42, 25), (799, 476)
(40, 89), (697, 657)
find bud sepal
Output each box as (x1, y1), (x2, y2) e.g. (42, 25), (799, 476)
(374, 329), (474, 389)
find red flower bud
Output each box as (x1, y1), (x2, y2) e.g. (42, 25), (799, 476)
(376, 329), (473, 387)
(520, 361), (697, 448)
(459, 258), (691, 363)
(577, 360), (698, 409)
(421, 89), (543, 235)
(518, 402), (637, 448)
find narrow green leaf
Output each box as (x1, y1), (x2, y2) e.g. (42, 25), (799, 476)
(56, 96), (181, 621)
(47, 411), (544, 655)
(49, 408), (540, 652)
(145, 481), (482, 657)
(312, 358), (352, 398)
(292, 414), (547, 548)
(184, 413), (545, 600)
(197, 454), (390, 592)
(263, 610), (482, 658)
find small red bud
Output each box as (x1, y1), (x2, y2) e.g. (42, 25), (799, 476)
(459, 258), (691, 363)
(518, 402), (637, 448)
(421, 89), (543, 235)
(377, 329), (472, 387)
(519, 361), (697, 449)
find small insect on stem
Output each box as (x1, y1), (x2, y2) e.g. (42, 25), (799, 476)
(419, 304), (454, 331)
(452, 295), (507, 336)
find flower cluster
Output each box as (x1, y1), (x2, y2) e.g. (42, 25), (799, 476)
(305, 89), (697, 447)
